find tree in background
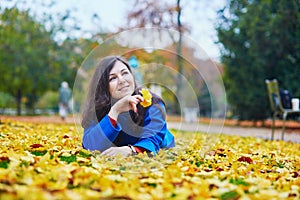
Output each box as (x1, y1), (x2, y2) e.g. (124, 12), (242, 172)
(120, 0), (194, 114)
(216, 0), (300, 121)
(123, 0), (185, 114)
(0, 8), (52, 114)
(119, 0), (226, 116)
(0, 7), (78, 115)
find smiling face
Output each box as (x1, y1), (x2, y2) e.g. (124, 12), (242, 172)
(108, 60), (135, 99)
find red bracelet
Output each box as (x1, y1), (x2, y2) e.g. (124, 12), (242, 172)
(134, 146), (149, 153)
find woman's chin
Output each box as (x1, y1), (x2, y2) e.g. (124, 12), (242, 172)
(114, 91), (133, 99)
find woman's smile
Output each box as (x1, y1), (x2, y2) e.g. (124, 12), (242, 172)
(118, 85), (129, 91)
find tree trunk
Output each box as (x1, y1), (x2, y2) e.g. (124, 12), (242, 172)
(175, 0), (183, 115)
(16, 89), (22, 116)
(26, 93), (37, 115)
(261, 120), (265, 127)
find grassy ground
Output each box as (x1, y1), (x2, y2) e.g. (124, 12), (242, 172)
(0, 118), (299, 199)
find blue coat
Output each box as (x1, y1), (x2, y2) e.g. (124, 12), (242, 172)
(82, 102), (175, 153)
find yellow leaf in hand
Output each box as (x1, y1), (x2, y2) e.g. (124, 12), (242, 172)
(140, 88), (152, 108)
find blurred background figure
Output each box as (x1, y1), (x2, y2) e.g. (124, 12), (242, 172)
(128, 55), (143, 86)
(58, 81), (72, 120)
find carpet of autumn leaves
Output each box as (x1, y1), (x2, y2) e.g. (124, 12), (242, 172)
(0, 119), (300, 200)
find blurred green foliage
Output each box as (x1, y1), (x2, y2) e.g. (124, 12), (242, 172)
(217, 0), (300, 120)
(35, 90), (58, 110)
(0, 92), (15, 108)
(0, 7), (80, 114)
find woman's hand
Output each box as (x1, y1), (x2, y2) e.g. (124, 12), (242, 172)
(100, 146), (133, 157)
(108, 95), (144, 120)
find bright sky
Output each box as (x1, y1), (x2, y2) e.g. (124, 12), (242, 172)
(2, 0), (226, 61)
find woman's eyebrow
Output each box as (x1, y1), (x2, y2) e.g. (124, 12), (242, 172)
(109, 68), (128, 76)
(121, 68), (129, 72)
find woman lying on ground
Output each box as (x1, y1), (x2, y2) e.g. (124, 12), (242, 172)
(81, 56), (175, 156)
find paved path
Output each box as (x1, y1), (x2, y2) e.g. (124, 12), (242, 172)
(167, 121), (300, 143)
(2, 115), (299, 143)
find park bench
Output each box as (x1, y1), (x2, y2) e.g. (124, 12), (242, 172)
(265, 79), (300, 140)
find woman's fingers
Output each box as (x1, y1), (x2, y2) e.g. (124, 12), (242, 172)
(101, 148), (117, 156)
(100, 148), (111, 156)
(134, 95), (144, 102)
(131, 102), (138, 113)
(129, 98), (138, 113)
(100, 146), (132, 157)
(113, 95), (145, 113)
(130, 95), (144, 104)
(129, 95), (144, 112)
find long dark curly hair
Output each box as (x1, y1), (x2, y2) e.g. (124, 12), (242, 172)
(81, 56), (163, 129)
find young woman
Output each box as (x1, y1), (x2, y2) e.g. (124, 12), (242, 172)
(81, 56), (175, 156)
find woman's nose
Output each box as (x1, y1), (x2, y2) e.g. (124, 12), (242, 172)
(118, 75), (126, 83)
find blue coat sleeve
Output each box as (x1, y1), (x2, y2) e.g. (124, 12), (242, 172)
(134, 102), (175, 153)
(82, 115), (121, 151)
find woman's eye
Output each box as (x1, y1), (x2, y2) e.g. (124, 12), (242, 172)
(122, 71), (129, 75)
(109, 77), (116, 81)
